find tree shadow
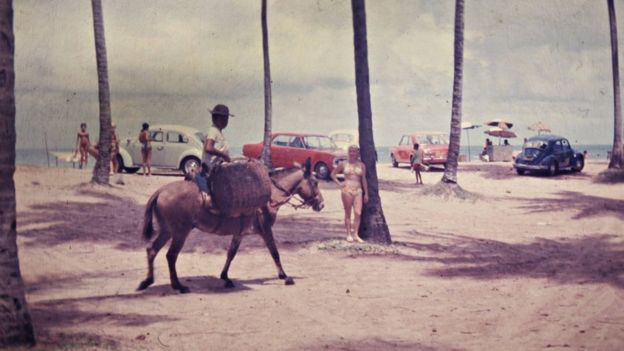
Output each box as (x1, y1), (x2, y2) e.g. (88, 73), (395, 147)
(394, 232), (624, 289)
(516, 190), (624, 220)
(298, 336), (452, 351)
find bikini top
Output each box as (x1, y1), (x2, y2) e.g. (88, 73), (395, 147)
(344, 162), (363, 176)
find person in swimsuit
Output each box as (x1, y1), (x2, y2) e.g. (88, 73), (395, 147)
(330, 145), (369, 243)
(74, 122), (91, 169)
(139, 122), (152, 176)
(411, 143), (424, 185)
(110, 123), (120, 175)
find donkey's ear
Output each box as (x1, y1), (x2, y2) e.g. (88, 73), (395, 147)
(304, 158), (312, 178)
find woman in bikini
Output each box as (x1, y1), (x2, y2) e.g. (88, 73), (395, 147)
(74, 122), (91, 169)
(330, 145), (369, 242)
(139, 122), (152, 176)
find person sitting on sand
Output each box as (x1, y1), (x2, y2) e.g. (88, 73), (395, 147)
(330, 145), (368, 243)
(74, 122), (91, 169)
(139, 123), (152, 176)
(194, 104), (233, 196)
(480, 138), (492, 161)
(411, 143), (424, 185)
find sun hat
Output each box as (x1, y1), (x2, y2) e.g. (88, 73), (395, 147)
(209, 104), (235, 117)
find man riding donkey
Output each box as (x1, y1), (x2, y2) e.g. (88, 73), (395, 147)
(138, 103), (325, 293)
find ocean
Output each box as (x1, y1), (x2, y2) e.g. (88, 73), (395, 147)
(16, 144), (613, 168)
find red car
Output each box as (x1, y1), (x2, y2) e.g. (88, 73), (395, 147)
(389, 132), (449, 168)
(242, 132), (346, 179)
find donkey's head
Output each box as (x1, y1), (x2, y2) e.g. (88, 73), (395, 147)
(296, 158), (324, 212)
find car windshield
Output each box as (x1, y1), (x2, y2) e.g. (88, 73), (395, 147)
(524, 140), (547, 149)
(332, 134), (354, 143)
(416, 134), (448, 145)
(305, 136), (337, 150)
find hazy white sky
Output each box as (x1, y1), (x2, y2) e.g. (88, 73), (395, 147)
(14, 0), (624, 149)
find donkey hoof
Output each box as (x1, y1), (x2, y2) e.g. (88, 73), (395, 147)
(284, 277), (295, 285)
(224, 279), (235, 289)
(137, 278), (154, 291)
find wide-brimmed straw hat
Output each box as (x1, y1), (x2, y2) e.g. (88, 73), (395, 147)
(209, 104), (235, 117)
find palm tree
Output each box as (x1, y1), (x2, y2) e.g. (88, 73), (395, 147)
(91, 0), (112, 184)
(351, 0), (391, 244)
(0, 0), (36, 346)
(260, 0), (273, 168)
(441, 0), (465, 184)
(608, 0), (623, 169)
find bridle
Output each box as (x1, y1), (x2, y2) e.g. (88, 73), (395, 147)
(270, 172), (320, 210)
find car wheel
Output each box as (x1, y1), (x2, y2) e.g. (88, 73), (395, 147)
(516, 168), (525, 175)
(181, 156), (201, 175)
(314, 162), (330, 180)
(391, 154), (398, 168)
(124, 167), (140, 174)
(547, 160), (557, 177)
(573, 157), (584, 172)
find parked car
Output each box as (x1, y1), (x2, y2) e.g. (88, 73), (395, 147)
(389, 132), (449, 168)
(329, 129), (358, 151)
(513, 134), (584, 176)
(117, 124), (204, 175)
(242, 132), (346, 179)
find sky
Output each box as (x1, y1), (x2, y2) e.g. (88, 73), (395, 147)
(13, 0), (624, 150)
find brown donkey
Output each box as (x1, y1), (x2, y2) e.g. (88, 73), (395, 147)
(137, 161), (324, 293)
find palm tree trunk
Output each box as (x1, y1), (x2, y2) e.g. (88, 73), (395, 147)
(442, 0), (465, 183)
(260, 0), (273, 169)
(91, 0), (112, 184)
(0, 0), (36, 346)
(352, 0), (391, 244)
(608, 0), (623, 169)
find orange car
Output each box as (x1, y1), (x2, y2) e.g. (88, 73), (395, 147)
(243, 132), (346, 179)
(389, 132), (449, 168)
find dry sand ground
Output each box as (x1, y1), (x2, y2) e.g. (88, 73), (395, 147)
(12, 161), (624, 350)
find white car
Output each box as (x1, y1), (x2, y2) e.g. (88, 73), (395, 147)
(117, 124), (204, 175)
(329, 129), (358, 151)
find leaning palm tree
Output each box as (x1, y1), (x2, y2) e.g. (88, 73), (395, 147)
(91, 0), (113, 184)
(607, 0), (623, 169)
(351, 0), (391, 244)
(441, 0), (465, 184)
(260, 0), (273, 168)
(0, 0), (36, 346)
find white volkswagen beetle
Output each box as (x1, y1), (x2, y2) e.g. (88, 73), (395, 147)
(117, 124), (204, 175)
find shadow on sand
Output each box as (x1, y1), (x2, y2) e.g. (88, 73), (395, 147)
(395, 232), (624, 289)
(516, 190), (624, 220)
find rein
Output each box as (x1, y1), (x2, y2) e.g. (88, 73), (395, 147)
(269, 174), (315, 210)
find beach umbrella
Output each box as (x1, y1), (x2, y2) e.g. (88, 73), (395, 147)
(485, 119), (513, 129)
(461, 121), (481, 161)
(528, 121), (551, 134)
(485, 127), (517, 144)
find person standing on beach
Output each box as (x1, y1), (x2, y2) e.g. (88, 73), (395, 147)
(139, 122), (152, 176)
(411, 143), (424, 185)
(195, 104), (232, 195)
(110, 123), (119, 175)
(330, 145), (368, 243)
(74, 122), (91, 169)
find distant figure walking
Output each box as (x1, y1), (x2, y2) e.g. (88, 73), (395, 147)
(139, 122), (152, 176)
(331, 145), (368, 243)
(74, 122), (91, 169)
(411, 143), (424, 185)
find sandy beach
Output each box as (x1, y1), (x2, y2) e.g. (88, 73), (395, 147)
(14, 161), (624, 350)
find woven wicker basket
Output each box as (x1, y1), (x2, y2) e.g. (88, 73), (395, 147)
(211, 159), (272, 217)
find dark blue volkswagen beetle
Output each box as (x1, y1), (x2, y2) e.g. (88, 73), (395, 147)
(513, 134), (584, 176)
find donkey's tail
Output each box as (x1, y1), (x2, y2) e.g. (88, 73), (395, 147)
(142, 190), (160, 241)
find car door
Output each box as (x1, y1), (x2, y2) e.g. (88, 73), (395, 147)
(396, 135), (411, 163)
(561, 139), (572, 168)
(270, 134), (292, 167)
(150, 130), (167, 167)
(164, 130), (190, 168)
(552, 140), (565, 168)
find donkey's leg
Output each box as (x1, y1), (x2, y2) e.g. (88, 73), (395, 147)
(220, 232), (243, 288)
(260, 223), (294, 285)
(137, 229), (171, 291)
(166, 230), (191, 293)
